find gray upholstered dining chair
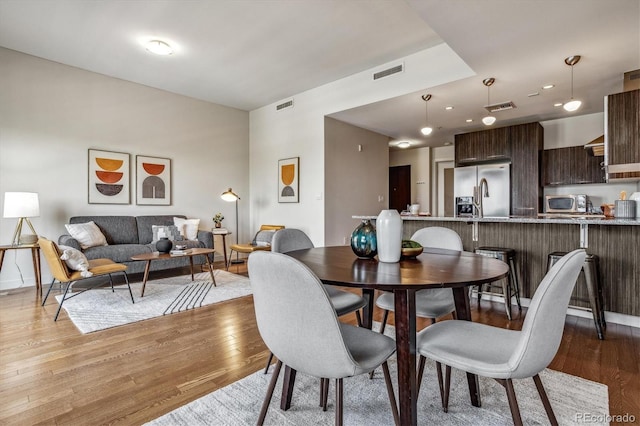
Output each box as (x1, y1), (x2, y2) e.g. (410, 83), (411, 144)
(416, 249), (586, 425)
(263, 228), (368, 373)
(248, 251), (399, 426)
(375, 226), (462, 333)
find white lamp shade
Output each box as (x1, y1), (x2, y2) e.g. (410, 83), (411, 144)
(3, 192), (40, 218)
(482, 115), (496, 126)
(563, 100), (582, 112)
(420, 126), (433, 136)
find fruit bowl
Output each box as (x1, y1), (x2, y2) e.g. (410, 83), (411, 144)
(401, 240), (423, 258)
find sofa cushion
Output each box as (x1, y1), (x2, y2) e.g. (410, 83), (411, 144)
(70, 216), (138, 245)
(136, 215), (186, 244)
(64, 221), (108, 249)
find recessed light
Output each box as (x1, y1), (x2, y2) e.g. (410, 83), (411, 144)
(444, 141), (452, 146)
(466, 119), (473, 123)
(542, 84), (555, 90)
(527, 92), (540, 97)
(553, 102), (563, 107)
(145, 39), (173, 55)
(396, 141), (411, 148)
(445, 106), (454, 110)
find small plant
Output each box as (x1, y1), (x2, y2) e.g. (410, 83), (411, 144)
(213, 213), (224, 226)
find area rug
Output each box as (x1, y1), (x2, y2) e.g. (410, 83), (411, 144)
(147, 325), (609, 426)
(55, 270), (251, 334)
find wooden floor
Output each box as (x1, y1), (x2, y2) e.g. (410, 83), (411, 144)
(1, 261), (638, 425)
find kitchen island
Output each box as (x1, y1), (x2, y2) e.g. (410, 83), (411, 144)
(400, 215), (639, 320)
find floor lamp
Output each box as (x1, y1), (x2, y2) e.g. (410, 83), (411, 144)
(221, 188), (243, 264)
(3, 192), (40, 246)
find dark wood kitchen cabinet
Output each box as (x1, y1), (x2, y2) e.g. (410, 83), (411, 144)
(454, 127), (510, 165)
(542, 146), (605, 186)
(605, 88), (640, 179)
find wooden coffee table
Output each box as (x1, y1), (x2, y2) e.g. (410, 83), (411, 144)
(131, 248), (216, 297)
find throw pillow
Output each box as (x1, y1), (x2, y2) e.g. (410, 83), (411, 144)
(58, 245), (93, 277)
(64, 221), (108, 249)
(152, 225), (183, 242)
(173, 217), (200, 241)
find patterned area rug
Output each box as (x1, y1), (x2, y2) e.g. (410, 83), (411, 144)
(54, 270), (251, 333)
(147, 323), (609, 426)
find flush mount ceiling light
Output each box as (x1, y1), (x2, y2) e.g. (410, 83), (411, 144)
(563, 55), (582, 112)
(145, 39), (173, 55)
(482, 78), (497, 126)
(396, 140), (411, 149)
(420, 94), (433, 136)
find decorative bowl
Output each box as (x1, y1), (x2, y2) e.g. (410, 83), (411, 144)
(401, 240), (423, 258)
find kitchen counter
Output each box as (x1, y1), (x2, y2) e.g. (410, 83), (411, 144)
(400, 215), (640, 225)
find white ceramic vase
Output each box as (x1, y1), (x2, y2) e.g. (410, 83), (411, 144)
(376, 209), (402, 263)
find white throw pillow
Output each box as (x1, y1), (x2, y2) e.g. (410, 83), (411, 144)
(173, 217), (200, 241)
(65, 221), (108, 249)
(59, 245), (93, 277)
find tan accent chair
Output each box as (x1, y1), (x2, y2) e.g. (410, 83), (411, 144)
(39, 237), (134, 321)
(226, 225), (285, 270)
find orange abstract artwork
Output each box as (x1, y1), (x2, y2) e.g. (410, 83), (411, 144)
(278, 157), (299, 203)
(88, 150), (130, 204)
(136, 155), (171, 205)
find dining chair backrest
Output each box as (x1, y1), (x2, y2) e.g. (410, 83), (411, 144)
(248, 251), (360, 379)
(410, 227), (463, 251)
(509, 249), (586, 378)
(271, 228), (314, 254)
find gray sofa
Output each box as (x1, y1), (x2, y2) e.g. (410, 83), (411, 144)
(58, 215), (213, 274)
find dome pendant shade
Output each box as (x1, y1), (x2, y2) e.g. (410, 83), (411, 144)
(482, 78), (497, 126)
(482, 116), (497, 125)
(563, 55), (581, 112)
(420, 94), (433, 136)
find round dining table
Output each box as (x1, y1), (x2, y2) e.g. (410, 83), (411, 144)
(285, 245), (510, 426)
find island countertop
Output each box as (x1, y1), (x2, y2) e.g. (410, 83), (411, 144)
(353, 215), (640, 226)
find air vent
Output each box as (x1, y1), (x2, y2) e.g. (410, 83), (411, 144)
(373, 63), (404, 80)
(276, 99), (294, 111)
(484, 101), (517, 113)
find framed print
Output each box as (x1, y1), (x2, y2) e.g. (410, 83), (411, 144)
(278, 157), (299, 203)
(136, 155), (171, 205)
(88, 149), (130, 204)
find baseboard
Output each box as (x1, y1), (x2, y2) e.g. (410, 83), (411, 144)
(470, 292), (640, 329)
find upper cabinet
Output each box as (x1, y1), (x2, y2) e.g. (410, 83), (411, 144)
(542, 146), (605, 186)
(605, 88), (640, 180)
(455, 127), (510, 165)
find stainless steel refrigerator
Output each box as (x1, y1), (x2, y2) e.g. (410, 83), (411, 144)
(454, 163), (510, 217)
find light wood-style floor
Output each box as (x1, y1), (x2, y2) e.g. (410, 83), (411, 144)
(1, 262), (638, 425)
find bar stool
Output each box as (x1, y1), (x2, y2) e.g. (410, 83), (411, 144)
(547, 252), (605, 340)
(473, 247), (522, 320)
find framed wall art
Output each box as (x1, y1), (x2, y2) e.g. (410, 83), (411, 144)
(88, 149), (130, 204)
(136, 155), (172, 205)
(278, 157), (299, 203)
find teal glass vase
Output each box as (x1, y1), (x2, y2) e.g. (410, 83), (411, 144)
(350, 219), (377, 259)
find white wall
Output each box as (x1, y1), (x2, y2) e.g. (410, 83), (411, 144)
(390, 147), (430, 210)
(249, 43), (474, 245)
(0, 48), (249, 290)
(324, 117), (389, 246)
(431, 145), (455, 214)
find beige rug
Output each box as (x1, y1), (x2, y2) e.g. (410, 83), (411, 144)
(55, 270), (251, 333)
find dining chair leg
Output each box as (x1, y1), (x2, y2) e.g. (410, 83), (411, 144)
(381, 361), (399, 425)
(355, 310), (362, 327)
(443, 364), (451, 412)
(533, 374), (558, 426)
(321, 378), (329, 411)
(379, 309), (390, 334)
(497, 378), (523, 426)
(257, 359), (282, 426)
(335, 378), (343, 426)
(264, 352), (274, 374)
(416, 355), (426, 399)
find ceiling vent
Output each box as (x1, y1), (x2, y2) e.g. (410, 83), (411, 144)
(276, 99), (294, 111)
(484, 101), (517, 113)
(373, 63), (404, 80)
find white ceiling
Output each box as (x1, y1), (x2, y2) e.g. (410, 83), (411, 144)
(1, 0), (638, 149)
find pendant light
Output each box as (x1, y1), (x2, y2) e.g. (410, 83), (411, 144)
(563, 55), (582, 112)
(482, 78), (496, 126)
(420, 94), (433, 136)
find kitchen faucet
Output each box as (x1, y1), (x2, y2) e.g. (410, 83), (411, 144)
(473, 178), (490, 218)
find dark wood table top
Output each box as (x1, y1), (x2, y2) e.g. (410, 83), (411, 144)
(131, 247), (215, 261)
(286, 245), (510, 290)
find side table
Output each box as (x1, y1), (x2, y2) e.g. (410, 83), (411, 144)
(212, 229), (231, 267)
(0, 244), (42, 297)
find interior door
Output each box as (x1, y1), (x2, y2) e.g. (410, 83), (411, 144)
(389, 165), (411, 212)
